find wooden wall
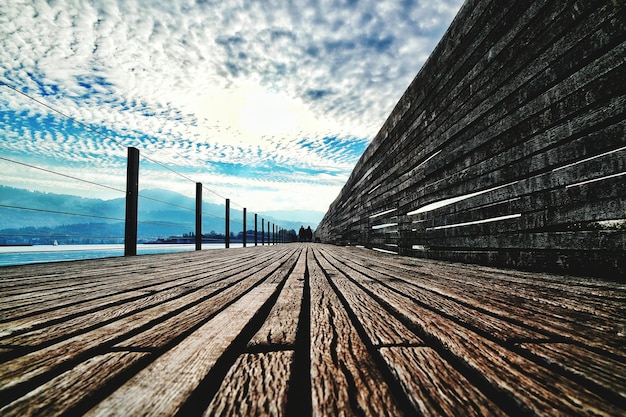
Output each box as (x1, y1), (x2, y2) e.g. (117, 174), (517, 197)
(316, 0), (625, 278)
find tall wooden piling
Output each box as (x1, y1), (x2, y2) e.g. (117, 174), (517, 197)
(225, 198), (230, 249)
(195, 183), (202, 251)
(124, 147), (139, 256)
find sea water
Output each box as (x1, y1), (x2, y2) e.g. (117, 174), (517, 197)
(0, 243), (244, 267)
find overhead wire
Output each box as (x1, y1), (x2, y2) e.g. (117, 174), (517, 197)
(2, 83), (232, 203)
(0, 204), (125, 222)
(136, 219), (194, 229)
(137, 194), (195, 212)
(0, 233), (125, 240)
(0, 156), (126, 195)
(2, 83), (127, 149)
(1, 82), (285, 232)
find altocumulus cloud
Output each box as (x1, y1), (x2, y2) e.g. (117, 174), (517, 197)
(0, 0), (462, 212)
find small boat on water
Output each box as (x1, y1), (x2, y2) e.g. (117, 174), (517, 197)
(53, 240), (59, 246)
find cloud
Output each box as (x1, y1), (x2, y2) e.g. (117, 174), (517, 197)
(0, 0), (463, 213)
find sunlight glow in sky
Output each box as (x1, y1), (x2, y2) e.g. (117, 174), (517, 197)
(0, 0), (463, 213)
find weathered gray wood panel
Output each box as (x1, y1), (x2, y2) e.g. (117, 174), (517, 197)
(316, 0), (625, 278)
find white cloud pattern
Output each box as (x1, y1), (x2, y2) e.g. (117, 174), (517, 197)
(0, 0), (463, 212)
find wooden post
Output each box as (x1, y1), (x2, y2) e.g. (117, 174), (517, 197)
(225, 198), (230, 249)
(273, 224), (275, 245)
(243, 207), (247, 248)
(124, 147), (139, 256)
(254, 213), (258, 246)
(262, 218), (265, 245)
(195, 183), (202, 251)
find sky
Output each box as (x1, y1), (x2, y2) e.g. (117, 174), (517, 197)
(0, 0), (463, 215)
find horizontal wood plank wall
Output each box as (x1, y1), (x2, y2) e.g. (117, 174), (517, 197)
(316, 0), (626, 278)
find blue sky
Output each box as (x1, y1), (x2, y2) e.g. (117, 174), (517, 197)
(0, 0), (462, 213)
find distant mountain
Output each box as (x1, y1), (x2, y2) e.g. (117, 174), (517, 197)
(0, 186), (124, 229)
(0, 185), (323, 244)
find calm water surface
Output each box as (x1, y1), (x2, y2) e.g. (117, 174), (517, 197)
(0, 243), (244, 267)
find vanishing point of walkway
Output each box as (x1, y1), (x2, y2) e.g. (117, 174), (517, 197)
(0, 243), (624, 416)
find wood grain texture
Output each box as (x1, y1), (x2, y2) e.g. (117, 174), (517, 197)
(308, 247), (404, 416)
(343, 264), (623, 415)
(312, 248), (422, 347)
(247, 247), (306, 348)
(315, 0), (626, 277)
(378, 347), (507, 417)
(517, 342), (626, 402)
(0, 352), (147, 417)
(1, 244), (625, 415)
(84, 271), (285, 417)
(202, 352), (294, 417)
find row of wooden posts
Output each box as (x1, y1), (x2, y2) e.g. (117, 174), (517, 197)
(124, 147), (287, 256)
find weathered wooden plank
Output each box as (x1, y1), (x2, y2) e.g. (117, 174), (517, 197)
(83, 268), (287, 417)
(1, 243), (625, 416)
(1, 287), (190, 347)
(202, 351), (294, 417)
(338, 0), (498, 187)
(412, 9), (624, 188)
(421, 33), (625, 184)
(409, 128), (626, 227)
(0, 248), (295, 401)
(407, 82), (625, 215)
(408, 248), (626, 284)
(343, 0), (622, 216)
(338, 245), (625, 298)
(113, 247), (297, 349)
(418, 231), (625, 251)
(312, 247), (422, 347)
(0, 247), (262, 291)
(379, 346), (507, 417)
(2, 249), (293, 350)
(0, 352), (148, 417)
(350, 271), (623, 415)
(318, 246), (547, 344)
(316, 0), (626, 276)
(417, 169), (626, 231)
(332, 246), (626, 355)
(516, 342), (626, 402)
(0, 248), (266, 317)
(417, 118), (626, 222)
(247, 247), (306, 348)
(308, 246), (404, 416)
(0, 290), (148, 339)
(389, 251), (625, 312)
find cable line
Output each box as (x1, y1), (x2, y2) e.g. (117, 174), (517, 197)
(137, 194), (195, 212)
(1, 83), (127, 149)
(0, 233), (125, 239)
(201, 211), (225, 220)
(3, 82), (237, 205)
(201, 183), (228, 201)
(0, 204), (125, 222)
(137, 219), (194, 229)
(1, 82), (272, 229)
(0, 156), (126, 195)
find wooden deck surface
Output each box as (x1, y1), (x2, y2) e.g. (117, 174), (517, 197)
(0, 243), (624, 416)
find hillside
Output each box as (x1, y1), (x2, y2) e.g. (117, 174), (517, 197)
(0, 186), (323, 244)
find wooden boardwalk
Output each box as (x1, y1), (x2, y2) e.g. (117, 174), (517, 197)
(0, 243), (624, 416)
